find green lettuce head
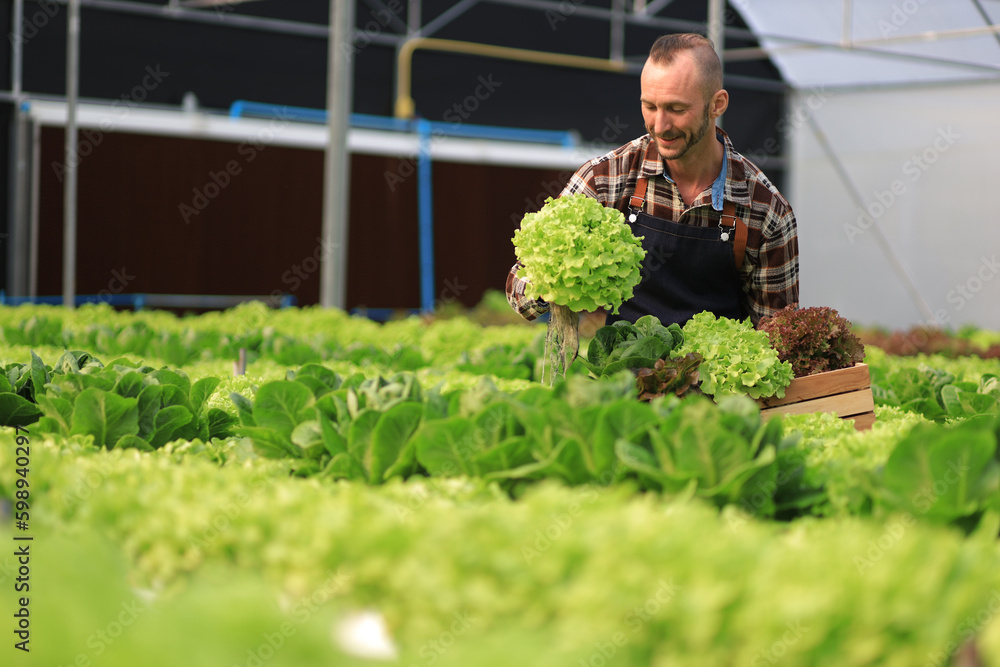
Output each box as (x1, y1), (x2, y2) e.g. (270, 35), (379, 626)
(512, 194), (646, 314)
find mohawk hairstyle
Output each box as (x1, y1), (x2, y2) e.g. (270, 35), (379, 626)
(647, 33), (723, 97)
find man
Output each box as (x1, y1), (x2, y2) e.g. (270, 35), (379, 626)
(506, 33), (799, 327)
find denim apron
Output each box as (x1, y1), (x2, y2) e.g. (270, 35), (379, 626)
(607, 177), (747, 327)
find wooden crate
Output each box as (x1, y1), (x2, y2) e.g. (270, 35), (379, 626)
(757, 363), (876, 430)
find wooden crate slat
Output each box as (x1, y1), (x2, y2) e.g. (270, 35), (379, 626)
(847, 412), (877, 431)
(759, 387), (875, 419)
(759, 363), (871, 408)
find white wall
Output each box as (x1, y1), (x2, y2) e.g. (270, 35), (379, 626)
(787, 80), (1000, 331)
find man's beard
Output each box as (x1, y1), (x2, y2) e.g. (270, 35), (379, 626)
(651, 103), (712, 160)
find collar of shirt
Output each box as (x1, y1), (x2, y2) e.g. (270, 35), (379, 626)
(637, 127), (749, 211)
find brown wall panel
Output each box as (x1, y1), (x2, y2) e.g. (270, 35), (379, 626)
(37, 128), (570, 311)
(431, 162), (571, 309)
(39, 127), (326, 304)
(344, 155), (420, 310)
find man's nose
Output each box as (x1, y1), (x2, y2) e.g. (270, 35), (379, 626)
(653, 111), (672, 135)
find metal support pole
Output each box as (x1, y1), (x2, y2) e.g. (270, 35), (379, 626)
(7, 0), (26, 296)
(841, 0), (853, 47)
(30, 120), (40, 298)
(320, 0), (354, 309)
(12, 0), (23, 98)
(63, 0), (81, 308)
(707, 0), (724, 129)
(10, 110), (30, 297)
(610, 0), (625, 63)
(408, 0), (421, 34)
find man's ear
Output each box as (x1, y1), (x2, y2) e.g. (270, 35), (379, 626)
(710, 89), (729, 119)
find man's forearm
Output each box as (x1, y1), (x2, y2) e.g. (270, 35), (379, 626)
(505, 261), (550, 321)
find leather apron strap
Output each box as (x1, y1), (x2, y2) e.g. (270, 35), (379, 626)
(629, 177), (649, 211)
(720, 199), (748, 270)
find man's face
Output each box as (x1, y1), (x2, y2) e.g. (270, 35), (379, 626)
(640, 54), (716, 162)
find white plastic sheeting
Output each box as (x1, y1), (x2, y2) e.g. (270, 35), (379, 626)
(789, 81), (1000, 330)
(733, 0), (1000, 329)
(734, 0), (1000, 88)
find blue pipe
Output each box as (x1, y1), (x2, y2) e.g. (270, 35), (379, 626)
(0, 291), (297, 310)
(228, 101), (328, 125)
(416, 119), (435, 314)
(229, 102), (578, 147)
(0, 291), (140, 307)
(421, 120), (576, 147)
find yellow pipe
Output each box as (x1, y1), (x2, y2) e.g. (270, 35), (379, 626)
(394, 38), (628, 119)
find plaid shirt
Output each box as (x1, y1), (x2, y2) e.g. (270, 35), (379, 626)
(507, 128), (799, 325)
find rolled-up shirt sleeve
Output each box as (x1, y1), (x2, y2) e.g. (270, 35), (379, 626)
(505, 261), (550, 322)
(745, 207), (799, 325)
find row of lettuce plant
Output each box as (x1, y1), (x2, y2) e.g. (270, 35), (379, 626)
(5, 340), (1000, 532)
(9, 346), (997, 535)
(6, 429), (1000, 667)
(0, 301), (543, 372)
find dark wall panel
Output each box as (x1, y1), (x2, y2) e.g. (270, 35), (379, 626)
(431, 161), (571, 309)
(36, 128), (566, 310)
(37, 127), (326, 303)
(345, 154), (420, 310)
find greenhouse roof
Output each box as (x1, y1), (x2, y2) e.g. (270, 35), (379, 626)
(732, 0), (1000, 89)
